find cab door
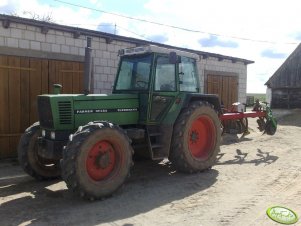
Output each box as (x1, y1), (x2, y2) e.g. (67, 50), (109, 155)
(148, 54), (178, 123)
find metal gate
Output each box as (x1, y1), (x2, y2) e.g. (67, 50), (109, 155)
(0, 55), (83, 158)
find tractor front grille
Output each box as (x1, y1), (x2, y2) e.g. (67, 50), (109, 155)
(38, 96), (54, 128)
(58, 101), (72, 125)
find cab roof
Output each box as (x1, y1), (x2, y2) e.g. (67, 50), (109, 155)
(118, 45), (199, 60)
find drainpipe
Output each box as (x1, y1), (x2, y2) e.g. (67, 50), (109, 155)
(84, 37), (92, 95)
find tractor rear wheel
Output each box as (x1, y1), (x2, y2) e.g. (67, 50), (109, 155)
(61, 121), (133, 200)
(169, 101), (221, 173)
(18, 122), (61, 180)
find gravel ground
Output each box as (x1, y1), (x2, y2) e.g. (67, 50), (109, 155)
(0, 109), (300, 226)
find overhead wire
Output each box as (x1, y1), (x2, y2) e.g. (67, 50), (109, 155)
(53, 20), (154, 41)
(115, 25), (154, 42)
(53, 0), (298, 45)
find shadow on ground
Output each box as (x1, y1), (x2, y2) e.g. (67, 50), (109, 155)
(221, 134), (253, 145)
(216, 149), (278, 166)
(0, 160), (218, 226)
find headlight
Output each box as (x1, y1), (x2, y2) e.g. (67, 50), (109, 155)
(41, 130), (46, 137)
(50, 131), (55, 140)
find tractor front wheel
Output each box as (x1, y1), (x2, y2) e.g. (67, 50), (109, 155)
(18, 122), (61, 180)
(61, 121), (133, 200)
(169, 101), (221, 173)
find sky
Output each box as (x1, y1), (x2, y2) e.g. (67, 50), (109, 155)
(1, 0), (301, 93)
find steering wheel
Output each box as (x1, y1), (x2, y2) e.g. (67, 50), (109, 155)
(136, 80), (148, 88)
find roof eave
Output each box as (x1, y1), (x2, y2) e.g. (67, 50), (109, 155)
(0, 14), (254, 65)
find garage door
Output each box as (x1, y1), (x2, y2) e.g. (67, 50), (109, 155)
(206, 74), (238, 109)
(0, 55), (83, 158)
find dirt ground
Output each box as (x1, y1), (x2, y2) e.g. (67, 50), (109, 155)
(0, 109), (301, 226)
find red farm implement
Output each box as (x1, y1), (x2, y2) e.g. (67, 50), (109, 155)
(220, 100), (277, 137)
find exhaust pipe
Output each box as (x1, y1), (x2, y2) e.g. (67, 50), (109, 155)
(84, 37), (92, 95)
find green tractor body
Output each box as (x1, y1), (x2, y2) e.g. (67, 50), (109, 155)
(18, 45), (222, 200)
(39, 94), (140, 130)
(37, 93), (140, 160)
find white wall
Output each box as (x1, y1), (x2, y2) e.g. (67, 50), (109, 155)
(266, 87), (272, 104)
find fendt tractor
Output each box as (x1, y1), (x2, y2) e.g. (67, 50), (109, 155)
(18, 38), (276, 200)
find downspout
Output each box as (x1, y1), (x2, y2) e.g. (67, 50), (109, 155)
(84, 37), (92, 95)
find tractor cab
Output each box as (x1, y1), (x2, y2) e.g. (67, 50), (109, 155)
(113, 45), (200, 123)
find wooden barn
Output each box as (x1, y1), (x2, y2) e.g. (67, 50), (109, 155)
(265, 44), (301, 109)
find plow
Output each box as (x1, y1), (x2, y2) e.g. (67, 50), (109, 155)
(220, 100), (277, 137)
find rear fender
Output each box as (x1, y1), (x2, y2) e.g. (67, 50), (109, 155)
(183, 94), (222, 115)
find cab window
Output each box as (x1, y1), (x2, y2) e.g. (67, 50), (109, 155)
(154, 56), (176, 91)
(115, 54), (152, 90)
(179, 57), (198, 92)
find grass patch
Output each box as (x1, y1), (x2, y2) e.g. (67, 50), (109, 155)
(247, 93), (266, 102)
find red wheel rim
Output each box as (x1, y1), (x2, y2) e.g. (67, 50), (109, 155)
(188, 115), (216, 159)
(86, 140), (116, 181)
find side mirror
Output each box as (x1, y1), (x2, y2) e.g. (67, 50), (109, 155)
(169, 52), (180, 64)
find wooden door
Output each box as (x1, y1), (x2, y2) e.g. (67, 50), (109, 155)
(0, 56), (47, 157)
(206, 74), (238, 109)
(49, 60), (84, 94)
(0, 56), (83, 158)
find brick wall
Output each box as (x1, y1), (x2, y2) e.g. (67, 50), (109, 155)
(0, 19), (248, 103)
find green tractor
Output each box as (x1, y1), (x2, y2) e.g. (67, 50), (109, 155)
(18, 43), (222, 200)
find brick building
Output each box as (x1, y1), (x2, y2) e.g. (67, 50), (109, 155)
(0, 14), (253, 158)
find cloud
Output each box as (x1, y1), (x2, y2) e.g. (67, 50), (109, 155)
(0, 0), (18, 14)
(97, 23), (116, 34)
(295, 32), (301, 40)
(261, 49), (287, 59)
(199, 35), (239, 48)
(0, 5), (16, 14)
(147, 34), (168, 43)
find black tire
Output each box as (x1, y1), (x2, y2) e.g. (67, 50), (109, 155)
(169, 101), (221, 173)
(61, 121), (133, 200)
(265, 120), (277, 135)
(18, 122), (61, 180)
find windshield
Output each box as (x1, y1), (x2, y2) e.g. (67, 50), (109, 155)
(115, 54), (153, 91)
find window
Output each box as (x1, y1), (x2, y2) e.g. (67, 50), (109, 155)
(115, 54), (152, 90)
(179, 57), (198, 92)
(154, 56), (176, 91)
